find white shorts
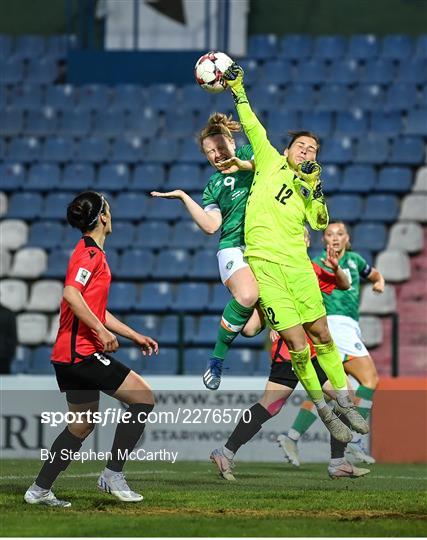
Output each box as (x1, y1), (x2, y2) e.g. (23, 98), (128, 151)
(217, 246), (250, 284)
(327, 315), (369, 362)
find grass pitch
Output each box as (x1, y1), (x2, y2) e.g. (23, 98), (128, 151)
(0, 460), (426, 537)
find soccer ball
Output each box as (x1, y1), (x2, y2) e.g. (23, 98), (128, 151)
(194, 51), (234, 94)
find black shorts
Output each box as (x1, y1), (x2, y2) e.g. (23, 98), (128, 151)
(53, 352), (131, 404)
(268, 357), (328, 389)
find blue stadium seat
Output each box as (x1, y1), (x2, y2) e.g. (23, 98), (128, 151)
(126, 107), (160, 138)
(0, 85), (6, 108)
(179, 84), (213, 114)
(0, 138), (5, 159)
(14, 35), (45, 59)
(26, 58), (57, 83)
(416, 35), (427, 58)
(29, 347), (54, 375)
(28, 221), (63, 249)
(75, 136), (110, 162)
(376, 166), (412, 194)
(104, 248), (119, 276)
(361, 59), (395, 84)
(352, 223), (387, 252)
(96, 163), (130, 191)
(300, 111), (332, 137)
(93, 109), (127, 137)
(328, 59), (360, 85)
(362, 194), (399, 223)
(226, 349), (258, 374)
(135, 282), (173, 312)
(7, 192), (43, 219)
(370, 111), (403, 136)
(142, 348), (178, 375)
(63, 227), (81, 246)
(152, 249), (190, 279)
(389, 136), (425, 165)
(108, 282), (138, 312)
(25, 108), (57, 136)
(126, 314), (158, 336)
(268, 110), (299, 135)
(57, 109), (91, 137)
(42, 192), (71, 219)
(189, 249), (219, 280)
(209, 92), (234, 116)
(172, 283), (210, 312)
(132, 164), (166, 191)
(340, 165), (377, 193)
(327, 194), (363, 222)
(45, 85), (78, 109)
(279, 34), (313, 60)
(191, 315), (220, 345)
(45, 34), (77, 59)
(61, 163), (95, 191)
(381, 34), (413, 60)
(317, 85), (351, 112)
(145, 138), (179, 163)
(0, 57), (24, 84)
(282, 84), (315, 111)
(385, 83), (417, 111)
(10, 346), (31, 374)
(184, 347), (212, 375)
(163, 111), (196, 138)
(348, 34), (379, 60)
(320, 137), (353, 164)
(321, 164), (341, 194)
(145, 196), (184, 220)
(314, 35), (347, 59)
(7, 136), (41, 162)
(259, 60), (292, 86)
(335, 110), (368, 137)
(26, 163), (61, 191)
(0, 34), (13, 58)
(135, 221), (171, 249)
(116, 249), (154, 279)
(111, 84), (146, 111)
(117, 347), (143, 371)
(44, 249), (72, 278)
(397, 59), (427, 84)
(0, 162), (25, 191)
(78, 84), (111, 111)
(9, 83), (43, 109)
(405, 108), (427, 136)
(146, 84), (177, 112)
(169, 221), (205, 249)
(248, 34), (278, 60)
(354, 135), (389, 164)
(420, 85), (427, 107)
(156, 315), (179, 346)
(105, 221), (135, 249)
(351, 84), (385, 111)
(210, 283), (231, 312)
(112, 192), (147, 220)
(294, 59), (328, 84)
(166, 164), (202, 192)
(42, 136), (75, 162)
(177, 139), (208, 164)
(0, 108), (23, 136)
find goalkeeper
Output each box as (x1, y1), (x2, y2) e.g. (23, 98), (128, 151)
(222, 63), (367, 442)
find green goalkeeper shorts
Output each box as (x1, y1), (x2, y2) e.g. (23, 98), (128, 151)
(247, 256), (326, 331)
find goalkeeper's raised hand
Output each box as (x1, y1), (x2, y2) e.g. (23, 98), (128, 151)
(297, 160), (322, 187)
(222, 63), (247, 103)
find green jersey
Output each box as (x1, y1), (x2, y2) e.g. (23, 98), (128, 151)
(202, 144), (254, 250)
(313, 251), (372, 321)
(235, 99), (329, 268)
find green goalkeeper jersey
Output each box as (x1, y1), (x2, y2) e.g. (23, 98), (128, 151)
(202, 144), (254, 250)
(234, 99), (329, 267)
(313, 251), (372, 321)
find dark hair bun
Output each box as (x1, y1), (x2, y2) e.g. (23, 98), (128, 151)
(67, 191), (105, 233)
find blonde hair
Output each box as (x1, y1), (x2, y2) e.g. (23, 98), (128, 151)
(198, 112), (241, 151)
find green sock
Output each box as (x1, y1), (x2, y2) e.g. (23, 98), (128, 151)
(355, 385), (375, 420)
(212, 299), (254, 360)
(314, 341), (347, 391)
(289, 345), (324, 403)
(290, 407), (318, 437)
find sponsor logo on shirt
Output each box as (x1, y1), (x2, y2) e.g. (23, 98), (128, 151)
(75, 267), (91, 286)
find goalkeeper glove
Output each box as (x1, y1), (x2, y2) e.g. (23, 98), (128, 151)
(296, 160), (322, 187)
(223, 63), (247, 103)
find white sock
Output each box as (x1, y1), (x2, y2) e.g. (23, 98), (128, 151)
(336, 389), (352, 407)
(313, 398), (328, 410)
(287, 428), (301, 442)
(104, 467), (122, 476)
(223, 446), (234, 459)
(329, 457), (345, 467)
(31, 482), (49, 494)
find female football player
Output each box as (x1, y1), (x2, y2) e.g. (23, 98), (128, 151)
(25, 191), (158, 507)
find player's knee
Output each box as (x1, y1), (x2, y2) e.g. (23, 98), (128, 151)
(234, 290), (258, 307)
(285, 338), (307, 352)
(311, 327), (331, 344)
(363, 372), (379, 389)
(68, 422), (95, 440)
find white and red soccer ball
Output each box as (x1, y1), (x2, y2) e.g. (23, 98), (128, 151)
(194, 51), (234, 94)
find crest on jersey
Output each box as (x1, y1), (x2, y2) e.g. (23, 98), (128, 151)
(355, 342), (363, 351)
(226, 261), (234, 270)
(300, 186), (310, 198)
(348, 260), (357, 270)
(75, 267), (91, 286)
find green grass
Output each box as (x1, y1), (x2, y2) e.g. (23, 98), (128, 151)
(1, 460), (426, 537)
